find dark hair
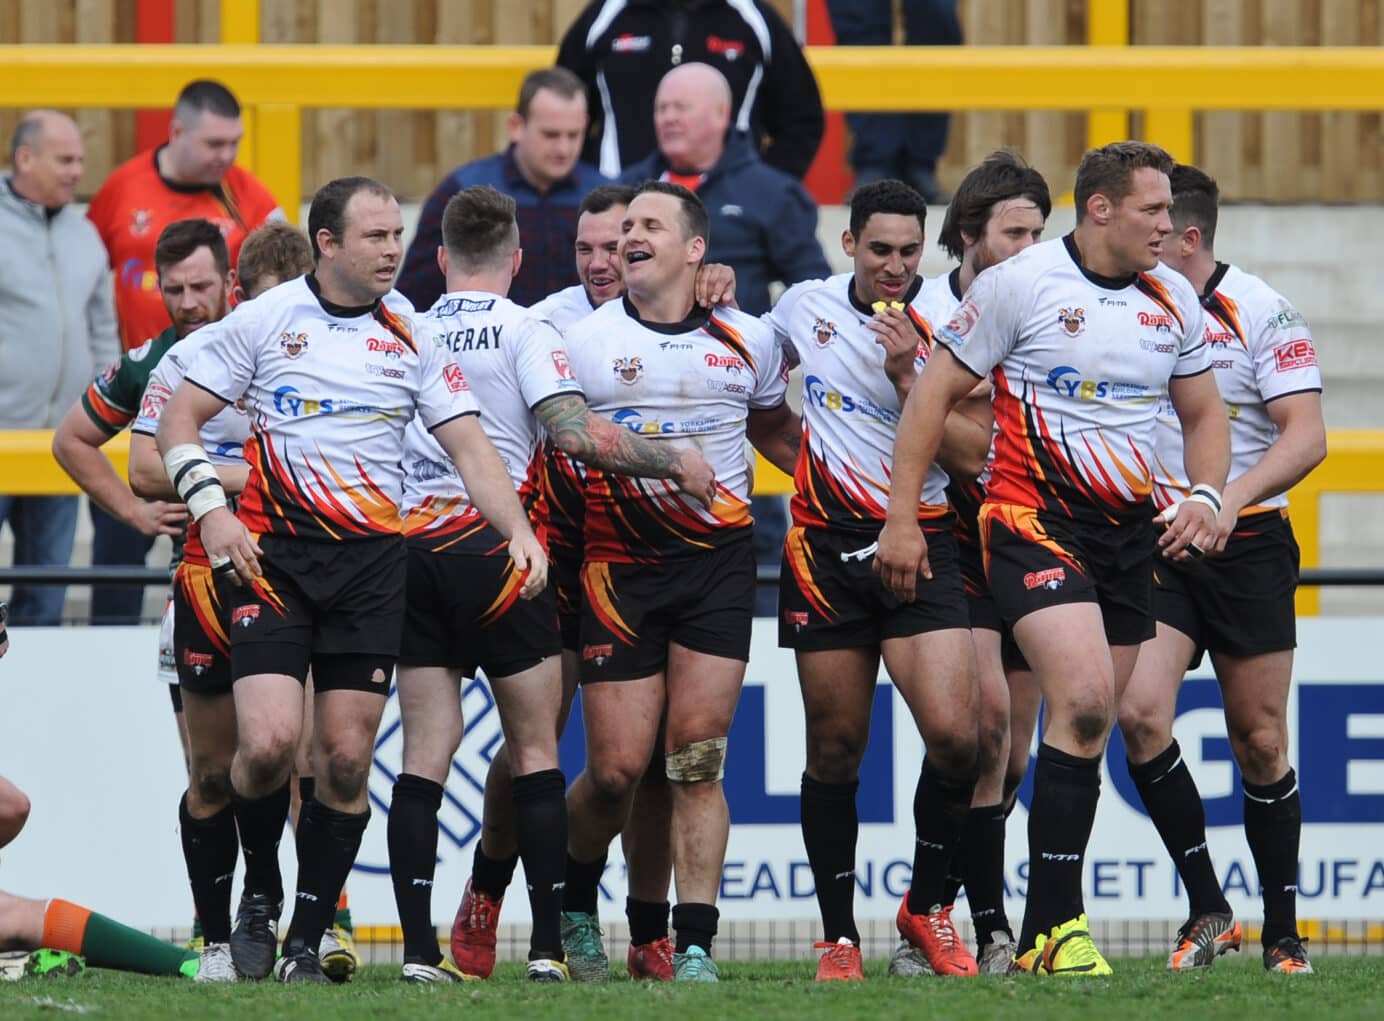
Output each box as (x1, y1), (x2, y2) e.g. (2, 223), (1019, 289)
(1169, 163), (1220, 250)
(1074, 140), (1174, 223)
(848, 179), (927, 237)
(154, 218), (230, 277)
(237, 222), (313, 297)
(517, 67), (586, 118)
(580, 184), (638, 218)
(938, 150), (1052, 261)
(633, 180), (709, 245)
(307, 176), (395, 261)
(173, 80), (241, 122)
(442, 186), (519, 270)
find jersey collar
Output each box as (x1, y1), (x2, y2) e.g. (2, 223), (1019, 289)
(1200, 261), (1231, 303)
(1063, 232), (1138, 290)
(845, 274), (923, 317)
(305, 273), (379, 319)
(947, 266), (964, 301)
(621, 294), (710, 335)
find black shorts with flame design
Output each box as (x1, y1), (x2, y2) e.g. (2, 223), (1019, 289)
(173, 562), (234, 695)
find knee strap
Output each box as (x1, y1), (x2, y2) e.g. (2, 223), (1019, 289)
(664, 737), (728, 783)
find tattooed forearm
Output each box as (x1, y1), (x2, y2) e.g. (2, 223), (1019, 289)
(536, 394), (680, 478)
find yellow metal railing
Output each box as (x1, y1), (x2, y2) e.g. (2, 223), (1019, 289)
(4, 44), (1384, 218)
(0, 430), (1370, 616)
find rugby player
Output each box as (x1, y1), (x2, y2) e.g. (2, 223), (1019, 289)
(155, 176), (546, 984)
(557, 181), (799, 982)
(763, 179), (992, 981)
(127, 223), (316, 982)
(875, 142), (1232, 976)
(450, 184), (735, 983)
(388, 185), (714, 983)
(1115, 164), (1324, 975)
(901, 152), (1052, 975)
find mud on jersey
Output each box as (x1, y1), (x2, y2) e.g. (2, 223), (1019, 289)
(401, 291), (584, 551)
(183, 275), (477, 542)
(565, 296), (788, 562)
(1152, 262), (1321, 515)
(765, 272), (949, 533)
(938, 234), (1209, 525)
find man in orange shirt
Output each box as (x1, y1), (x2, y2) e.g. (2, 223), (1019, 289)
(84, 79), (283, 624)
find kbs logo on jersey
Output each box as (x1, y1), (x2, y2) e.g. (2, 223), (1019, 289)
(231, 605), (260, 628)
(1024, 567), (1066, 591)
(1273, 339), (1318, 373)
(366, 336), (406, 359)
(1045, 366), (1150, 402)
(1138, 311), (1175, 332)
(812, 318), (838, 347)
(279, 331), (309, 359)
(705, 352), (746, 373)
(443, 363), (469, 393)
(611, 33), (651, 53)
(1058, 307), (1086, 335)
(613, 356), (644, 385)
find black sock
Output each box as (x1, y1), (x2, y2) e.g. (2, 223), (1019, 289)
(800, 773), (860, 943)
(1129, 741), (1230, 918)
(471, 841), (519, 902)
(179, 795), (239, 944)
(958, 804), (1012, 943)
(1244, 769), (1301, 947)
(283, 799), (369, 956)
(298, 776), (315, 804)
(1017, 744), (1102, 952)
(387, 773), (444, 965)
(672, 902), (719, 955)
(231, 783), (289, 904)
(626, 897), (670, 946)
(513, 769), (567, 960)
(562, 851), (607, 915)
(906, 758), (976, 914)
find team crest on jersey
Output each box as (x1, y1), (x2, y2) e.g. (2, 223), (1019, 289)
(613, 356), (645, 385)
(1057, 307), (1086, 335)
(279, 332), (310, 359)
(129, 209), (153, 237)
(812, 318), (838, 347)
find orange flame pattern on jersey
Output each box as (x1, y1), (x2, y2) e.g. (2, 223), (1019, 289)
(1203, 290), (1248, 349)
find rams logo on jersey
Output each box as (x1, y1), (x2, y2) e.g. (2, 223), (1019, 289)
(279, 331), (310, 358)
(613, 356), (645, 385)
(1057, 307), (1086, 336)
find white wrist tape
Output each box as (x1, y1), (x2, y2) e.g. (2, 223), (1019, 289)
(1190, 483), (1223, 514)
(1158, 492), (1221, 525)
(163, 443), (228, 522)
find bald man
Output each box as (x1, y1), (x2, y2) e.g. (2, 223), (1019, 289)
(620, 63), (828, 318)
(0, 112), (119, 625)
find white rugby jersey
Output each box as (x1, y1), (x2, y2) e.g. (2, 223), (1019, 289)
(565, 296), (788, 562)
(530, 284), (596, 335)
(183, 275), (478, 542)
(401, 291), (585, 550)
(764, 272), (948, 532)
(1152, 262), (1322, 514)
(938, 235), (1209, 524)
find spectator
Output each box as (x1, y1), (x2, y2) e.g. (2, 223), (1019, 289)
(84, 79), (282, 624)
(0, 112), (119, 626)
(826, 0), (961, 203)
(397, 67), (608, 311)
(559, 0), (824, 180)
(622, 63), (829, 614)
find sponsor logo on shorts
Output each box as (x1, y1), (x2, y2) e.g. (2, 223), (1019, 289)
(705, 353), (746, 373)
(939, 298), (980, 346)
(1023, 567), (1065, 591)
(812, 318), (838, 347)
(583, 643), (614, 665)
(1137, 311), (1175, 332)
(613, 356), (645, 385)
(551, 350), (576, 381)
(366, 362), (406, 379)
(784, 610), (809, 630)
(366, 336), (406, 358)
(183, 650), (214, 675)
(611, 33), (651, 53)
(279, 331), (309, 358)
(1058, 306), (1086, 335)
(232, 605), (260, 627)
(443, 363), (469, 393)
(1273, 338), (1317, 373)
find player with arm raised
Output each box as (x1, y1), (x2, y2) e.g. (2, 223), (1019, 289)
(875, 142), (1231, 976)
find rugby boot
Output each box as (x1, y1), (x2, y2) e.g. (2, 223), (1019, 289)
(194, 943), (238, 983)
(401, 958), (472, 983)
(319, 925), (359, 983)
(627, 937), (674, 981)
(450, 879), (502, 979)
(672, 945), (719, 982)
(977, 932), (1020, 975)
(1263, 935), (1314, 974)
(274, 949), (330, 984)
(1040, 915), (1113, 976)
(527, 957), (572, 982)
(1168, 912), (1242, 972)
(560, 911), (609, 982)
(813, 937), (864, 982)
(896, 900), (978, 976)
(229, 892), (280, 980)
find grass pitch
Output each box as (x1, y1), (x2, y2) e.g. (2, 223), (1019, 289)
(1, 955), (1379, 1020)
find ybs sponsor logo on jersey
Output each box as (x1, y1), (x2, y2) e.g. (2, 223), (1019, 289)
(273, 386), (390, 418)
(279, 331), (310, 359)
(812, 318), (838, 347)
(1024, 567), (1065, 591)
(1273, 339), (1317, 373)
(612, 408), (723, 436)
(613, 356), (645, 385)
(705, 352), (746, 373)
(803, 375), (899, 425)
(1138, 311), (1175, 333)
(1057, 306), (1086, 335)
(366, 336), (406, 359)
(1045, 366), (1150, 402)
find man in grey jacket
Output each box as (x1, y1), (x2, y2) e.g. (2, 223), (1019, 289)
(0, 112), (119, 625)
